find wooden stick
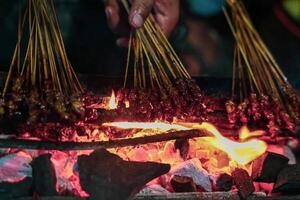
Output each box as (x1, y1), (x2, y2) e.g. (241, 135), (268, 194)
(0, 130), (208, 150)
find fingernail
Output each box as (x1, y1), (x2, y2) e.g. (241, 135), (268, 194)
(132, 13), (143, 28)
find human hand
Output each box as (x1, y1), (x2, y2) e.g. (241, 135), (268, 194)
(104, 0), (180, 47)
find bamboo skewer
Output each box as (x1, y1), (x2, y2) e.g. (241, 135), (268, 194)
(120, 0), (190, 92)
(3, 0), (83, 98)
(225, 0), (300, 120)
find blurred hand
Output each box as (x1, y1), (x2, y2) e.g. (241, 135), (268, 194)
(104, 0), (180, 47)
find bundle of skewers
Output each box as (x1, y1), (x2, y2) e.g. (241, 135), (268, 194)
(109, 0), (213, 122)
(224, 0), (300, 134)
(0, 0), (85, 132)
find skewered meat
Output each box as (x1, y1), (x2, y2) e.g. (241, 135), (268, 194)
(226, 93), (296, 134)
(0, 76), (297, 142)
(111, 79), (210, 122)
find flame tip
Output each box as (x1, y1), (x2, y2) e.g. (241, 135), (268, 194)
(108, 90), (118, 110)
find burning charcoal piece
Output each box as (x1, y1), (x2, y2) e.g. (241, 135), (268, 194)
(171, 158), (212, 192)
(232, 168), (255, 199)
(138, 184), (170, 195)
(216, 173), (233, 191)
(268, 145), (296, 165)
(175, 139), (190, 160)
(171, 175), (197, 192)
(0, 177), (32, 199)
(78, 149), (170, 200)
(0, 151), (33, 197)
(252, 152), (289, 183)
(273, 164), (300, 194)
(0, 151), (32, 182)
(31, 154), (57, 196)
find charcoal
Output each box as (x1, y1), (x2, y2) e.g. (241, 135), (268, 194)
(171, 158), (212, 192)
(232, 168), (255, 199)
(50, 151), (83, 195)
(0, 151), (32, 182)
(0, 177), (32, 198)
(0, 152), (33, 197)
(216, 173), (233, 191)
(31, 154), (57, 196)
(175, 139), (189, 160)
(268, 145), (296, 164)
(273, 164), (300, 193)
(138, 184), (169, 195)
(252, 152), (289, 183)
(171, 175), (197, 192)
(78, 149), (170, 200)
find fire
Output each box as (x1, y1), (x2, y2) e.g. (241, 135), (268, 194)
(108, 90), (118, 109)
(103, 121), (267, 165)
(125, 100), (130, 108)
(239, 126), (265, 141)
(194, 123), (267, 165)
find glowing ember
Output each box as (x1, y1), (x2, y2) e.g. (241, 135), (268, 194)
(108, 90), (118, 110)
(102, 122), (190, 132)
(104, 121), (267, 165)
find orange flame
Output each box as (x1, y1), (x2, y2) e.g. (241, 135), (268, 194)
(108, 90), (118, 110)
(239, 126), (265, 141)
(125, 100), (130, 108)
(103, 121), (267, 165)
(193, 123), (267, 165)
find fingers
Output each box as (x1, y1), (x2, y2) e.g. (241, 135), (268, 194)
(116, 37), (129, 48)
(104, 0), (120, 31)
(129, 0), (154, 28)
(105, 0), (130, 47)
(153, 0), (180, 37)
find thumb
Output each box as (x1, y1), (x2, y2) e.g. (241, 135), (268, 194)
(129, 0), (154, 29)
